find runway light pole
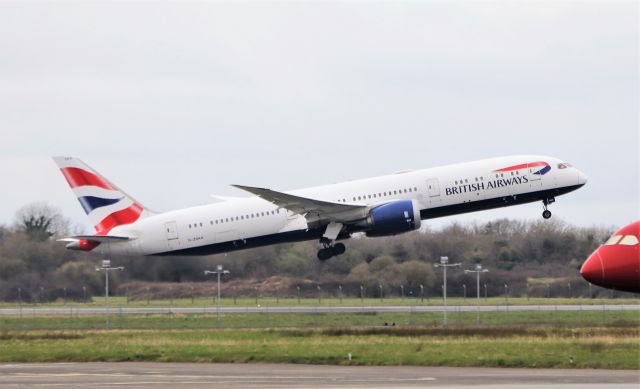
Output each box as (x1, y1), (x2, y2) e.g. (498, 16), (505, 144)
(434, 256), (460, 326)
(465, 264), (489, 324)
(205, 265), (230, 326)
(96, 260), (124, 330)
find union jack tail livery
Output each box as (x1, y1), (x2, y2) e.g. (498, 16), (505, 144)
(53, 157), (153, 235)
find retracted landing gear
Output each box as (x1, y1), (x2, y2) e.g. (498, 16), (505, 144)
(542, 197), (555, 219)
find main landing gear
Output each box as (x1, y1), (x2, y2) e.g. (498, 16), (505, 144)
(317, 222), (346, 261)
(542, 197), (555, 219)
(317, 242), (346, 261)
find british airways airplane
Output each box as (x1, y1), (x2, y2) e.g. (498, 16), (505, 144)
(54, 156), (587, 260)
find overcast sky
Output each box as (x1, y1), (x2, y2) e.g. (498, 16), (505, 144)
(0, 1), (637, 233)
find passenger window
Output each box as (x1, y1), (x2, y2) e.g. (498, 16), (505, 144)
(619, 235), (639, 245)
(188, 224), (191, 228)
(199, 223), (202, 227)
(604, 235), (622, 245)
(414, 187), (417, 191)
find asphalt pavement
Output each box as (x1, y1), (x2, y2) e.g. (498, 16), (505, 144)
(0, 304), (638, 315)
(0, 363), (637, 388)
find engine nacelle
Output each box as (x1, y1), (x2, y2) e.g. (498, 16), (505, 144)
(362, 199), (421, 237)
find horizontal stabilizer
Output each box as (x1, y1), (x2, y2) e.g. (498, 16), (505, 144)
(58, 235), (132, 243)
(210, 194), (245, 202)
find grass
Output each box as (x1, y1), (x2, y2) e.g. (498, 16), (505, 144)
(1, 296), (639, 309)
(1, 309), (638, 330)
(0, 325), (637, 369)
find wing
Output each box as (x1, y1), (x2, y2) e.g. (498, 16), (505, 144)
(232, 185), (367, 223)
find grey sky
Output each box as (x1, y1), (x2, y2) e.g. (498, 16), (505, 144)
(0, 1), (637, 233)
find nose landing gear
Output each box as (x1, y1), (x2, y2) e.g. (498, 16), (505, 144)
(542, 197), (555, 219)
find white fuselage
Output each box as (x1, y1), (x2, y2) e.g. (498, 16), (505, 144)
(100, 155), (587, 256)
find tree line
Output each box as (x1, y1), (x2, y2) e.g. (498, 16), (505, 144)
(0, 202), (623, 302)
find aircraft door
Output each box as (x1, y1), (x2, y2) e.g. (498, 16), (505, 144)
(426, 178), (440, 197)
(164, 221), (180, 250)
(425, 178), (441, 207)
(527, 164), (543, 190)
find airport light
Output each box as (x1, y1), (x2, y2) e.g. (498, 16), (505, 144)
(463, 284), (467, 301)
(96, 259), (124, 330)
(434, 256), (461, 326)
(17, 287), (22, 318)
(204, 265), (230, 326)
(420, 284), (424, 303)
(338, 285), (343, 304)
(465, 264), (489, 324)
(504, 284), (509, 304)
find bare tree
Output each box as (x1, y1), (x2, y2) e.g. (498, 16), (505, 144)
(14, 202), (69, 240)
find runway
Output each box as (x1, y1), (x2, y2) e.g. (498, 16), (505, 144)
(0, 304), (638, 316)
(0, 363), (637, 388)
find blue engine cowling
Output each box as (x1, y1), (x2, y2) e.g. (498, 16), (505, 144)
(363, 199), (421, 237)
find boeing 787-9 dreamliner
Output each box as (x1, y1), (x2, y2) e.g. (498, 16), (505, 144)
(54, 156), (587, 260)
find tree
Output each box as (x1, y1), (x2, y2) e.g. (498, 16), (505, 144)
(14, 202), (69, 241)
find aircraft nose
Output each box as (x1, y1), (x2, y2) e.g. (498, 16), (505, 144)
(580, 251), (603, 285)
(577, 169), (588, 186)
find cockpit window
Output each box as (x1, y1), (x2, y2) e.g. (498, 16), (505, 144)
(604, 235), (622, 245)
(619, 235), (639, 246)
(557, 163), (572, 169)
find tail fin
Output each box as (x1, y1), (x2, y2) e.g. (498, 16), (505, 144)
(52, 157), (154, 234)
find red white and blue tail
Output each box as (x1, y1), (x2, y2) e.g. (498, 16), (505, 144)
(53, 157), (153, 235)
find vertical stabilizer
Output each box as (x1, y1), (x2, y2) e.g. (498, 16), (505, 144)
(52, 157), (153, 234)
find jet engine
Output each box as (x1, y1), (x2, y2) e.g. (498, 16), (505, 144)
(358, 199), (422, 237)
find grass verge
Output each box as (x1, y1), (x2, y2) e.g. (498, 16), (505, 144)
(2, 310), (639, 330)
(0, 325), (638, 369)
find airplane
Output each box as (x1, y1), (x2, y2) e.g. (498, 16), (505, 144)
(580, 221), (639, 293)
(54, 155), (587, 260)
